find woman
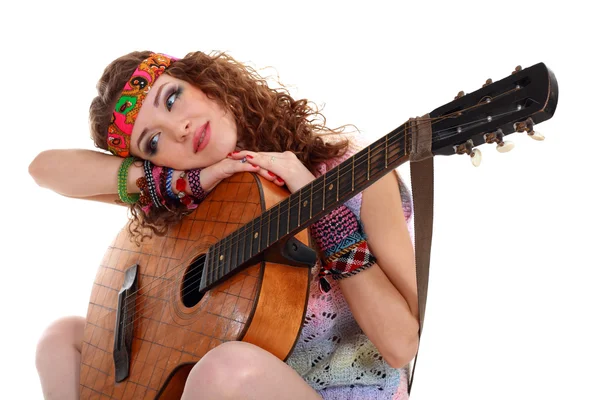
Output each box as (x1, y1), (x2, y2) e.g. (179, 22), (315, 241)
(30, 51), (418, 399)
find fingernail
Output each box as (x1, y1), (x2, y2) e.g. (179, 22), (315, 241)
(232, 151), (240, 154)
(267, 171), (276, 177)
(276, 177), (284, 183)
(246, 155), (254, 159)
(227, 152), (232, 157)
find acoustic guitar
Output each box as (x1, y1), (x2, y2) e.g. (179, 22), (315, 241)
(78, 63), (558, 399)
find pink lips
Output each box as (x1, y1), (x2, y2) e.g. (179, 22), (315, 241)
(193, 122), (210, 153)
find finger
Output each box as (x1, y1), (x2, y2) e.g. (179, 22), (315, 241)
(224, 158), (260, 175)
(255, 169), (285, 185)
(228, 150), (282, 165)
(243, 152), (280, 171)
(227, 151), (286, 185)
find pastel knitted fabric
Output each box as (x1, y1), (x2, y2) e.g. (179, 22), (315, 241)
(285, 135), (414, 399)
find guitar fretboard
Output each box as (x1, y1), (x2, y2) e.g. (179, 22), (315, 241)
(205, 122), (411, 285)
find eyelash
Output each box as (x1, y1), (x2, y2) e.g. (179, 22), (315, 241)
(166, 86), (182, 111)
(145, 86), (183, 156)
(146, 133), (160, 156)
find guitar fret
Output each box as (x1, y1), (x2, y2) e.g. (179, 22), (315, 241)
(352, 156), (355, 191)
(385, 135), (388, 168)
(309, 181), (313, 219)
(367, 146), (371, 181)
(213, 239), (220, 284)
(205, 248), (212, 287)
(287, 198), (291, 235)
(322, 174), (326, 212)
(336, 166), (340, 201)
(297, 190), (301, 227)
(277, 202), (281, 241)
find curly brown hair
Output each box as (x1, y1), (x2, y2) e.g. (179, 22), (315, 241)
(90, 50), (352, 243)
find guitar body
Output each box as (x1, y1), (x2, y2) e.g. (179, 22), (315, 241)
(79, 172), (311, 399)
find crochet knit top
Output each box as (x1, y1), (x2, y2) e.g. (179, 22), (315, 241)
(285, 137), (414, 400)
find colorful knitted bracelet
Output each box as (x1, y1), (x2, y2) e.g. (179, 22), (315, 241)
(164, 168), (178, 201)
(117, 157), (140, 204)
(310, 205), (377, 293)
(187, 168), (207, 201)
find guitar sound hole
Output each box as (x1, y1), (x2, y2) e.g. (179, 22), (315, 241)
(181, 254), (206, 308)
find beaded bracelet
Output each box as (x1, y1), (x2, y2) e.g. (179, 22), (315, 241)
(117, 157), (140, 204)
(135, 176), (153, 215)
(187, 169), (207, 201)
(310, 205), (377, 293)
(143, 160), (163, 209)
(174, 171), (195, 208)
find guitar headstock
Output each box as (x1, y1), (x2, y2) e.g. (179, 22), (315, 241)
(428, 63), (559, 165)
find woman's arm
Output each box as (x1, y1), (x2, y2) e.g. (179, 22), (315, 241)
(29, 149), (143, 205)
(29, 149), (279, 205)
(340, 172), (420, 369)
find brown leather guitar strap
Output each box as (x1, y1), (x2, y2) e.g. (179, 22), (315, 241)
(407, 115), (434, 394)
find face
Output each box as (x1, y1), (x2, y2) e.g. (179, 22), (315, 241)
(129, 74), (238, 170)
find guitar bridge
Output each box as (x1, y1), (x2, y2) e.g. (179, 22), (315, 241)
(113, 264), (138, 383)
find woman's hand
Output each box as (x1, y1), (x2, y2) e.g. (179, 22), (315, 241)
(227, 150), (316, 193)
(171, 155), (280, 195)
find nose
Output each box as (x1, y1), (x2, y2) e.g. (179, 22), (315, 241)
(173, 120), (191, 142)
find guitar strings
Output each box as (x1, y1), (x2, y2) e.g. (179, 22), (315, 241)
(118, 104), (525, 330)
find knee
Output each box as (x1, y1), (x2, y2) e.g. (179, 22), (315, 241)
(36, 316), (85, 369)
(184, 341), (269, 398)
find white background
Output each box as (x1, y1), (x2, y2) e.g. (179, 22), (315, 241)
(2, 1), (598, 399)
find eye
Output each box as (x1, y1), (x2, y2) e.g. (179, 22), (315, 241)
(146, 133), (160, 156)
(166, 87), (182, 111)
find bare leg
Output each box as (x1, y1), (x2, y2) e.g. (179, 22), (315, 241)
(35, 316), (85, 400)
(181, 341), (322, 400)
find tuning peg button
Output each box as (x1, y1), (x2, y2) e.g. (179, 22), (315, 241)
(496, 141), (515, 153)
(528, 131), (545, 141)
(470, 148), (482, 166)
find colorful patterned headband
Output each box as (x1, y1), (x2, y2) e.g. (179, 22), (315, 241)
(107, 53), (178, 157)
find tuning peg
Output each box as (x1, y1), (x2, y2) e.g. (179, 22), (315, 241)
(511, 65), (523, 75)
(484, 129), (515, 153)
(482, 78), (493, 88)
(514, 117), (545, 141)
(454, 139), (482, 167)
(455, 91), (465, 100)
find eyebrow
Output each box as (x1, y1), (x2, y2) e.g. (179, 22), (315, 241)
(153, 82), (168, 107)
(137, 127), (149, 155)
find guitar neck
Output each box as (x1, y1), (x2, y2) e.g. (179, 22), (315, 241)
(206, 121), (411, 284)
(203, 62), (559, 287)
